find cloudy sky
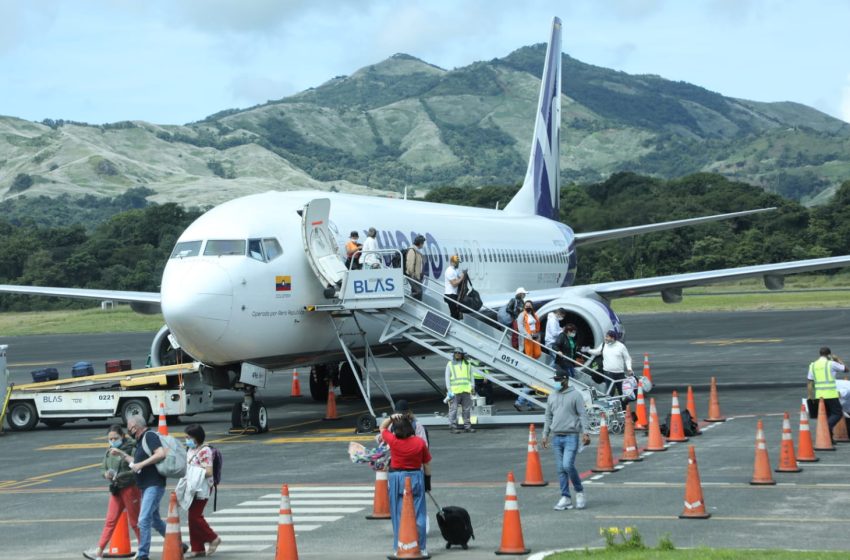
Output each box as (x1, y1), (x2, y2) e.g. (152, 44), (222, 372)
(1, 0), (848, 125)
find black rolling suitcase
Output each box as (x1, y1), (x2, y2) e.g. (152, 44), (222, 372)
(428, 492), (474, 550)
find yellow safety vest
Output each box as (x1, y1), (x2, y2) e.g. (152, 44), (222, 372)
(448, 361), (473, 394)
(470, 360), (487, 380)
(811, 358), (839, 399)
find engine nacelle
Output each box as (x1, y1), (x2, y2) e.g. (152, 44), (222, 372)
(150, 325), (238, 389)
(534, 292), (625, 349)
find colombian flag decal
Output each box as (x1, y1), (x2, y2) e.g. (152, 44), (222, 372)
(275, 276), (292, 292)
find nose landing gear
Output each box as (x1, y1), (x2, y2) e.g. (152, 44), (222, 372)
(229, 387), (269, 434)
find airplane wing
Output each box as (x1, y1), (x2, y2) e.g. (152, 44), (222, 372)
(0, 285), (161, 314)
(574, 208), (775, 247)
(588, 255), (850, 300)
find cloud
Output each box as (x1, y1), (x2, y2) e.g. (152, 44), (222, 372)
(0, 1), (59, 54)
(229, 74), (297, 106)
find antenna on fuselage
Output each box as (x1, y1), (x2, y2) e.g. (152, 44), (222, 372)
(404, 186), (408, 200)
(495, 201), (500, 210)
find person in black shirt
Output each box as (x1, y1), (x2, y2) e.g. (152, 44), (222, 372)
(552, 323), (579, 378)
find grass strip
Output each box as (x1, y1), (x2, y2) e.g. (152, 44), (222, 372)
(547, 550), (847, 559)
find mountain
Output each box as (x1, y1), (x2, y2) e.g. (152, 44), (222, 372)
(2, 45), (849, 209)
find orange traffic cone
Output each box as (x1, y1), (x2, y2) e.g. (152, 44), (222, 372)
(645, 397), (667, 452)
(833, 416), (850, 443)
(495, 471), (530, 556)
(521, 424), (548, 486)
(592, 412), (616, 472)
(323, 382), (338, 421)
(161, 492), (183, 560)
(642, 353), (653, 382)
(105, 510), (134, 558)
(275, 484), (299, 560)
(619, 404), (642, 462)
(814, 399), (835, 451)
(634, 382), (648, 431)
(366, 470), (391, 520)
(666, 391), (689, 443)
(157, 403), (169, 436)
(796, 403), (819, 463)
(705, 377), (725, 422)
(388, 477), (427, 560)
(750, 419), (776, 485)
(686, 386), (701, 435)
(290, 369), (302, 398)
(775, 412), (801, 473)
(679, 445), (710, 519)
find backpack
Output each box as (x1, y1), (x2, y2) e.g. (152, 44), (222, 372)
(208, 445), (223, 511)
(141, 431), (187, 479)
(660, 410), (698, 437)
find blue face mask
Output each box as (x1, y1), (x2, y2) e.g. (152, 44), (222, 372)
(185, 439), (196, 449)
(109, 439), (122, 448)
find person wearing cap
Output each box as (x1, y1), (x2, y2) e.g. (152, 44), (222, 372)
(583, 330), (632, 396)
(444, 255), (465, 320)
(345, 231), (362, 270)
(807, 346), (848, 435)
(404, 235), (426, 301)
(359, 227), (380, 269)
(391, 399), (429, 446)
(445, 348), (475, 433)
(542, 373), (590, 511)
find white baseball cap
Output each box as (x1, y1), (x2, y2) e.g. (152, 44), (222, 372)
(515, 287), (528, 295)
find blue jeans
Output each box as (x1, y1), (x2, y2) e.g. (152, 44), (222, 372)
(137, 485), (166, 558)
(552, 434), (583, 498)
(388, 470), (427, 553)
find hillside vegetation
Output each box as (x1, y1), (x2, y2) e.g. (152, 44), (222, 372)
(2, 46), (848, 207)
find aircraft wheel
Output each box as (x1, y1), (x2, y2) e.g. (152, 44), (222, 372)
(7, 401), (39, 431)
(338, 362), (362, 397)
(310, 365), (330, 402)
(250, 401), (269, 433)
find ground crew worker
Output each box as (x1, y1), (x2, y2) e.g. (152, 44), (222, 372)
(807, 346), (848, 435)
(542, 373), (590, 511)
(404, 235), (425, 301)
(445, 347), (475, 433)
(471, 359), (494, 405)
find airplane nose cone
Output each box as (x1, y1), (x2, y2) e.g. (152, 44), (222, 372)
(161, 260), (233, 360)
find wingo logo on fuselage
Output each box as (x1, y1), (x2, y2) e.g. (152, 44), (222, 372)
(353, 278), (396, 294)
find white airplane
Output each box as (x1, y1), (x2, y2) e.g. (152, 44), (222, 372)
(4, 17), (850, 429)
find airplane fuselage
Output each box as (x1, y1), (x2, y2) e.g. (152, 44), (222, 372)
(161, 190), (576, 368)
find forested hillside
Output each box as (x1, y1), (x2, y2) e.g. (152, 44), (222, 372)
(3, 173), (850, 312)
(2, 45), (848, 207)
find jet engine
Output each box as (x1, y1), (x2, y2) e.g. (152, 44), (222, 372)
(534, 292), (625, 348)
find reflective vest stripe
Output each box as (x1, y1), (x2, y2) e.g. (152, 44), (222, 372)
(449, 362), (472, 393)
(811, 359), (839, 399)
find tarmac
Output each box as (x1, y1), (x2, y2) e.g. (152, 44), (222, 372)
(1, 308), (849, 559)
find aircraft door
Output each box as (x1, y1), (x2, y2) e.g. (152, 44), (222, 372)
(301, 198), (347, 288)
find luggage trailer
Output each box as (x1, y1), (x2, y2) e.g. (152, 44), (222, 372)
(1, 347), (213, 432)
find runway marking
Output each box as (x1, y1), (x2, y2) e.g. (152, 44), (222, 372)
(0, 462), (101, 490)
(8, 360), (62, 367)
(38, 443), (108, 450)
(264, 435), (375, 444)
(151, 484), (373, 554)
(596, 514), (849, 523)
(691, 338), (783, 346)
(310, 428), (356, 434)
(0, 518), (103, 524)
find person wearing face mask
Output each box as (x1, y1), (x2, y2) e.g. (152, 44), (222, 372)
(583, 330), (633, 396)
(518, 300), (542, 360)
(542, 373), (590, 511)
(182, 424), (221, 557)
(83, 425), (141, 560)
(552, 323), (580, 378)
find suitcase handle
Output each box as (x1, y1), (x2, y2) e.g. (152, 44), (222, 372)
(426, 491), (441, 511)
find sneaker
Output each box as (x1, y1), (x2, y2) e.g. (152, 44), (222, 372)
(513, 403), (523, 412)
(207, 536), (221, 556)
(554, 496), (572, 510)
(575, 492), (586, 509)
(464, 427), (476, 433)
(82, 549), (103, 560)
(450, 428), (460, 434)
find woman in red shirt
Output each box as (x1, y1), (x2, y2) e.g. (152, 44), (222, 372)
(380, 414), (432, 556)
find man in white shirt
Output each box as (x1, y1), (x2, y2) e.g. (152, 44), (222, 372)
(359, 227), (380, 269)
(584, 330), (632, 396)
(544, 308), (566, 366)
(443, 254), (464, 320)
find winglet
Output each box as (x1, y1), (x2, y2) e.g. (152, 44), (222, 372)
(504, 17), (562, 220)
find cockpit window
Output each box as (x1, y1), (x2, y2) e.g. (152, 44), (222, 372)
(248, 239), (265, 262)
(263, 238), (282, 261)
(170, 240), (202, 259)
(204, 239), (246, 256)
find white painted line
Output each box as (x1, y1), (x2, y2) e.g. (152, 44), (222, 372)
(614, 465), (624, 470)
(643, 452), (654, 456)
(590, 474), (604, 480)
(184, 516), (283, 523)
(153, 534), (294, 542)
(291, 499), (374, 505)
(151, 545), (270, 553)
(262, 487), (372, 497)
(244, 493), (373, 502)
(216, 505), (366, 513)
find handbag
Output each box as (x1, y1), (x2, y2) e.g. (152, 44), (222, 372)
(462, 289), (482, 311)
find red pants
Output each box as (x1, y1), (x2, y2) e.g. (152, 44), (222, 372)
(188, 498), (218, 553)
(98, 485), (141, 549)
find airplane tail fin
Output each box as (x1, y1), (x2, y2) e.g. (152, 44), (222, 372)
(504, 17), (562, 220)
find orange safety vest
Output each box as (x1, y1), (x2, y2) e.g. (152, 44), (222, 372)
(523, 312), (541, 359)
